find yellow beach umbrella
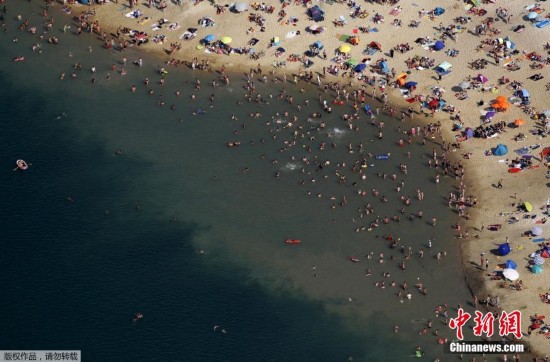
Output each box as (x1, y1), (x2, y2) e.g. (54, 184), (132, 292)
(220, 36), (232, 45)
(339, 44), (351, 53)
(524, 202), (533, 212)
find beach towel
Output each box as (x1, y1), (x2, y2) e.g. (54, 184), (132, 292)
(389, 8), (402, 16)
(138, 17), (150, 25)
(125, 9), (143, 18)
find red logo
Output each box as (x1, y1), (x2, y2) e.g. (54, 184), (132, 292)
(449, 308), (471, 340)
(449, 309), (522, 340)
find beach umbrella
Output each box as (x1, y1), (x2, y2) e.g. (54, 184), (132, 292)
(533, 255), (545, 265)
(354, 63), (367, 72)
(346, 59), (358, 66)
(514, 119), (525, 126)
(468, 0), (479, 6)
(458, 81), (470, 90)
(502, 268), (519, 281)
(528, 12), (538, 20)
(220, 36), (232, 45)
(339, 44), (351, 53)
(433, 40), (445, 51)
(524, 201), (533, 212)
(396, 73), (407, 80)
(531, 265), (543, 274)
(493, 144), (508, 156)
(494, 101), (510, 111)
(428, 99), (439, 109)
(498, 243), (511, 256)
(233, 2), (249, 12)
(404, 81), (417, 89)
(532, 227), (543, 236)
(543, 110), (550, 119)
(477, 74), (489, 84)
(505, 260), (517, 269)
(369, 41), (382, 50)
(312, 41), (323, 49)
(276, 47), (285, 53)
(485, 111), (495, 119)
(204, 34), (215, 42)
(495, 96), (507, 103)
(520, 89), (530, 98)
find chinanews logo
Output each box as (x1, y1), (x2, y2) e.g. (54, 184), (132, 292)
(449, 308), (522, 340)
(446, 308), (526, 354)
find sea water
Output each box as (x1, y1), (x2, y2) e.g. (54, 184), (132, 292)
(0, 2), (498, 361)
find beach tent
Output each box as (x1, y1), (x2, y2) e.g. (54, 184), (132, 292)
(477, 74), (489, 84)
(404, 81), (417, 89)
(531, 265), (543, 274)
(435, 61), (452, 75)
(519, 89), (530, 99)
(505, 260), (517, 269)
(307, 5), (325, 22)
(396, 73), (407, 86)
(199, 17), (215, 27)
(354, 63), (367, 72)
(502, 268), (519, 281)
(339, 44), (351, 53)
(493, 144), (508, 156)
(368, 41), (382, 50)
(465, 128), (474, 139)
(433, 41), (445, 51)
(498, 243), (511, 256)
(232, 2), (249, 12)
(434, 7), (445, 16)
(542, 250), (550, 258)
(514, 119), (525, 126)
(532, 227), (543, 236)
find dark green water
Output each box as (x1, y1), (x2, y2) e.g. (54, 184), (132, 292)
(0, 1), (495, 361)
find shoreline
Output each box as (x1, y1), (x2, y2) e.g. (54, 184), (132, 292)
(27, 0), (550, 356)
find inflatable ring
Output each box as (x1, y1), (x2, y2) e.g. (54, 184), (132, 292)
(438, 338), (447, 345)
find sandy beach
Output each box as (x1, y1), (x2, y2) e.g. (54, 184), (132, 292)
(12, 0), (550, 356)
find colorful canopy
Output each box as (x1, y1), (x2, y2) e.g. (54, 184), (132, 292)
(220, 36), (232, 44)
(493, 144), (508, 156)
(369, 41), (382, 50)
(339, 44), (351, 53)
(505, 260), (517, 269)
(502, 268), (519, 281)
(498, 243), (511, 256)
(514, 119), (525, 126)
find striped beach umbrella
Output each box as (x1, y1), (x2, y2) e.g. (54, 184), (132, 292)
(533, 255), (545, 265)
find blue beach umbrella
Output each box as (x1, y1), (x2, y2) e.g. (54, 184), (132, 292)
(531, 265), (543, 274)
(505, 260), (517, 269)
(434, 7), (445, 16)
(433, 40), (445, 51)
(204, 34), (215, 42)
(486, 111), (496, 119)
(404, 81), (417, 89)
(498, 243), (511, 256)
(354, 63), (367, 72)
(312, 41), (323, 49)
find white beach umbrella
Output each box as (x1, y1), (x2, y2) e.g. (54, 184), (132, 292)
(502, 268), (519, 281)
(532, 227), (543, 236)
